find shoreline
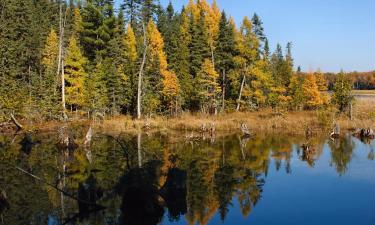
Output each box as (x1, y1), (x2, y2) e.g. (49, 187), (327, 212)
(2, 108), (373, 138)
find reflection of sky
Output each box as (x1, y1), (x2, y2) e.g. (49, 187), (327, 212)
(165, 138), (375, 225)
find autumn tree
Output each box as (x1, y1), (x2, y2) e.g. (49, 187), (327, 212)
(65, 36), (87, 110)
(41, 29), (60, 115)
(302, 73), (324, 109)
(144, 20), (179, 115)
(197, 59), (221, 114)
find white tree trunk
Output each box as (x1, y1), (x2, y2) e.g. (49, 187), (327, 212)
(137, 23), (147, 119)
(236, 74), (246, 111)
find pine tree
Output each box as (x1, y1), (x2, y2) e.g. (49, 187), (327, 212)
(121, 0), (141, 28)
(141, 0), (156, 23)
(65, 36), (87, 110)
(215, 11), (235, 73)
(197, 59), (221, 114)
(85, 61), (108, 113)
(174, 8), (193, 110)
(81, 1), (104, 60)
(189, 10), (210, 77)
(251, 13), (266, 57)
(215, 11), (236, 111)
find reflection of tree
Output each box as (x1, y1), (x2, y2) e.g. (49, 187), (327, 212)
(214, 165), (236, 221)
(2, 130), (369, 225)
(328, 136), (355, 175)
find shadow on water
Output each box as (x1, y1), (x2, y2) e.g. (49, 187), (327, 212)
(0, 130), (374, 225)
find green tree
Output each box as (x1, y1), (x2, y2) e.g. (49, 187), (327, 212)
(331, 72), (354, 113)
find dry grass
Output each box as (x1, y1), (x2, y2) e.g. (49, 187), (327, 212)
(10, 98), (373, 137)
(352, 90), (375, 95)
(96, 101), (375, 137)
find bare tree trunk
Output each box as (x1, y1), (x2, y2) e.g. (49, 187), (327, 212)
(57, 2), (62, 80)
(62, 59), (66, 119)
(236, 74), (246, 111)
(221, 69), (226, 113)
(137, 23), (147, 119)
(58, 1), (67, 119)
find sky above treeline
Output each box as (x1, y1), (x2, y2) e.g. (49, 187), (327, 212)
(114, 0), (375, 73)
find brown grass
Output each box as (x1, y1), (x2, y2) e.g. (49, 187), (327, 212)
(95, 100), (375, 137)
(7, 98), (373, 137)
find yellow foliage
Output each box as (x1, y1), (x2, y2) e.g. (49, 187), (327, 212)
(73, 8), (83, 36)
(302, 73), (324, 109)
(123, 24), (137, 62)
(65, 36), (87, 108)
(198, 59), (221, 112)
(42, 29), (58, 72)
(147, 20), (180, 111)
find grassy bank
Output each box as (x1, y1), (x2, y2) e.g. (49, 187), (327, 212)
(2, 100), (374, 137)
(97, 101), (375, 136)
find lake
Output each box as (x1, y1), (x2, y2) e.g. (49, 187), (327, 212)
(0, 130), (374, 225)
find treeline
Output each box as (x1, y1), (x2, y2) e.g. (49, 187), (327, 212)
(325, 71), (375, 90)
(0, 0), (352, 122)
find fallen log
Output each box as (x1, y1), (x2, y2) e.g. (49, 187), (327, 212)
(10, 114), (23, 130)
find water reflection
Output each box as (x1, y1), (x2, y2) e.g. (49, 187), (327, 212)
(0, 131), (374, 225)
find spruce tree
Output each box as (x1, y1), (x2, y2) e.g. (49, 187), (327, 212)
(174, 8), (193, 110)
(189, 10), (210, 78)
(121, 0), (142, 28)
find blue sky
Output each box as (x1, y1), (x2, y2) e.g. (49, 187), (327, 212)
(115, 0), (375, 72)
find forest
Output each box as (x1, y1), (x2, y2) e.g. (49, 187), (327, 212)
(0, 0), (357, 123)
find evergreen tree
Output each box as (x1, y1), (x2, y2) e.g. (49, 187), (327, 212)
(141, 0), (157, 23)
(65, 36), (87, 110)
(121, 0), (141, 28)
(288, 75), (305, 110)
(81, 1), (105, 60)
(189, 10), (210, 78)
(215, 11), (235, 74)
(174, 8), (193, 110)
(85, 61), (108, 113)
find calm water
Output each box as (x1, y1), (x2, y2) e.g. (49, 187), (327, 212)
(0, 130), (374, 225)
